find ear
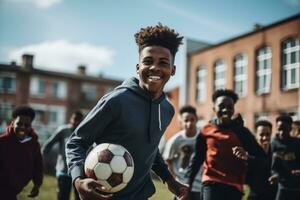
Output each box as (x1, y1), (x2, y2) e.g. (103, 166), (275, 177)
(136, 64), (140, 74)
(171, 65), (176, 76)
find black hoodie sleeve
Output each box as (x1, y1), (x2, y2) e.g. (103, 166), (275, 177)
(186, 133), (206, 189)
(237, 126), (267, 169)
(151, 150), (172, 183)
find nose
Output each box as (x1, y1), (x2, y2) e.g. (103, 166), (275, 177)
(149, 63), (160, 71)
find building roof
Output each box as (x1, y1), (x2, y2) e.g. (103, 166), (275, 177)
(0, 63), (123, 84)
(188, 13), (300, 56)
(186, 38), (211, 53)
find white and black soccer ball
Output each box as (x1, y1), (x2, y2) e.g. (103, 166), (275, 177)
(84, 143), (134, 193)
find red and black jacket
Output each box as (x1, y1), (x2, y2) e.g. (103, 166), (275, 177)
(187, 118), (266, 192)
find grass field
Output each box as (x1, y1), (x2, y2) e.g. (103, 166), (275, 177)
(18, 175), (248, 200)
(18, 175), (173, 200)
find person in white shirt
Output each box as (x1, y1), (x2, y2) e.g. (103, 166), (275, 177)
(163, 105), (202, 200)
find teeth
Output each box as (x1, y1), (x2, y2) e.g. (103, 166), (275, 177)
(148, 76), (161, 80)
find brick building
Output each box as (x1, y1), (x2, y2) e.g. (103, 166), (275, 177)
(0, 54), (122, 142)
(186, 14), (300, 131)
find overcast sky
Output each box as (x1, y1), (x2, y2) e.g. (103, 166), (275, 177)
(0, 0), (299, 88)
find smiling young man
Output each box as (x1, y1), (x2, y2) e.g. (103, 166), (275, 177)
(0, 106), (43, 200)
(247, 120), (277, 200)
(271, 114), (300, 200)
(186, 89), (266, 200)
(66, 23), (188, 200)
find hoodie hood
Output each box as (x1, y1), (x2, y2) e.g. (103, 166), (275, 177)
(115, 77), (166, 104)
(5, 123), (38, 142)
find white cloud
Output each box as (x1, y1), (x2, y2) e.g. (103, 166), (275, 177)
(7, 0), (62, 9)
(8, 40), (115, 75)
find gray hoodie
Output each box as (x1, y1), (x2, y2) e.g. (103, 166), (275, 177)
(42, 124), (73, 176)
(66, 77), (174, 199)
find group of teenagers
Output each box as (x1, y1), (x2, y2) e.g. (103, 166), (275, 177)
(0, 23), (299, 200)
(162, 100), (300, 200)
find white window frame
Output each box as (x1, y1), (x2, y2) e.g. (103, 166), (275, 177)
(30, 76), (46, 97)
(214, 59), (226, 91)
(0, 73), (16, 93)
(234, 53), (247, 97)
(52, 80), (67, 99)
(81, 83), (97, 101)
(196, 65), (206, 103)
(256, 47), (272, 94)
(282, 38), (300, 90)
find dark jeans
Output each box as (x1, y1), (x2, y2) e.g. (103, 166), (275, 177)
(202, 181), (243, 200)
(57, 175), (80, 200)
(275, 188), (300, 200)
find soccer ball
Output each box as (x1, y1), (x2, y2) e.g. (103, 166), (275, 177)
(84, 143), (134, 193)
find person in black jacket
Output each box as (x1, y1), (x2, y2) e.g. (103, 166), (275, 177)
(271, 114), (300, 200)
(247, 120), (277, 200)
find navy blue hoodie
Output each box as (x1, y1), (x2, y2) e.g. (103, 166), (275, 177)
(66, 77), (174, 199)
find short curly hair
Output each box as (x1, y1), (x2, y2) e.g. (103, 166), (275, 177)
(276, 113), (293, 125)
(179, 105), (197, 117)
(12, 105), (35, 121)
(212, 89), (239, 104)
(255, 120), (273, 130)
(134, 23), (183, 58)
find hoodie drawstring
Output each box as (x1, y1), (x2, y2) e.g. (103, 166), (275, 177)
(158, 104), (162, 131)
(147, 102), (162, 142)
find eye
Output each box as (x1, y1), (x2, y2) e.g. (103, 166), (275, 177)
(142, 58), (153, 65)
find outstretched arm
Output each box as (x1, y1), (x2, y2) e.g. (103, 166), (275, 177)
(186, 133), (206, 190)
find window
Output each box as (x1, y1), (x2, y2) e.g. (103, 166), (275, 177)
(282, 37), (300, 89)
(81, 83), (97, 101)
(0, 101), (13, 121)
(0, 102), (13, 133)
(52, 80), (67, 99)
(48, 106), (66, 125)
(0, 73), (16, 93)
(196, 65), (206, 103)
(30, 76), (46, 97)
(254, 112), (269, 122)
(256, 46), (272, 94)
(234, 54), (247, 97)
(214, 59), (226, 91)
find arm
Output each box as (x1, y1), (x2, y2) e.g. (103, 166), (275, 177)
(66, 99), (115, 200)
(162, 135), (178, 176)
(29, 140), (43, 198)
(42, 127), (63, 155)
(186, 133), (206, 190)
(152, 150), (172, 182)
(234, 127), (267, 168)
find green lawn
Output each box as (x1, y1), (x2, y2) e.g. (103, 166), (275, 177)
(18, 175), (248, 200)
(18, 175), (172, 200)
